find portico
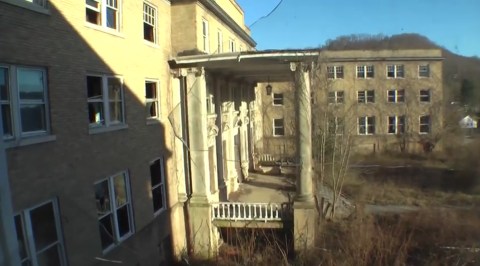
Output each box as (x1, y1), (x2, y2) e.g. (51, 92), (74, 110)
(168, 50), (319, 257)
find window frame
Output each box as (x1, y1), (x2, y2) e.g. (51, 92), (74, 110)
(419, 115), (430, 134)
(217, 30), (223, 53)
(85, 0), (122, 31)
(387, 115), (405, 134)
(143, 2), (157, 43)
(14, 199), (67, 266)
(94, 171), (135, 253)
(202, 19), (209, 53)
(357, 90), (375, 103)
(272, 93), (284, 106)
(273, 118), (285, 136)
(418, 64), (430, 78)
(1, 65), (52, 141)
(86, 74), (126, 131)
(386, 64), (405, 78)
(327, 65), (344, 79)
(150, 157), (167, 215)
(358, 116), (375, 135)
(387, 89), (405, 103)
(145, 79), (159, 121)
(419, 89), (431, 103)
(327, 90), (344, 104)
(228, 38), (235, 52)
(356, 65), (374, 79)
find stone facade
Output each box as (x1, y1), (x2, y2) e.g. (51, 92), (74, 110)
(260, 49), (444, 157)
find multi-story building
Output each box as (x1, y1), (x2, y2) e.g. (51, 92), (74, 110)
(0, 0), (256, 265)
(260, 49), (444, 158)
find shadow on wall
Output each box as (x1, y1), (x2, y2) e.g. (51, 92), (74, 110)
(0, 2), (176, 265)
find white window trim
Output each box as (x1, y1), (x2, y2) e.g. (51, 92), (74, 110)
(150, 157), (167, 215)
(386, 64), (405, 79)
(1, 0), (50, 14)
(94, 171), (135, 253)
(419, 115), (430, 134)
(358, 116), (375, 135)
(85, 0), (122, 32)
(14, 199), (67, 266)
(229, 38), (235, 52)
(387, 89), (405, 103)
(273, 118), (284, 136)
(387, 115), (405, 134)
(87, 74), (126, 134)
(328, 91), (344, 104)
(1, 65), (53, 143)
(327, 66), (344, 79)
(356, 65), (374, 79)
(217, 30), (223, 53)
(145, 79), (160, 122)
(357, 90), (375, 103)
(143, 2), (157, 44)
(418, 64), (430, 78)
(272, 93), (283, 106)
(202, 19), (209, 53)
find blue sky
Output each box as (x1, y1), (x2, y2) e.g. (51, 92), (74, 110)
(236, 0), (480, 57)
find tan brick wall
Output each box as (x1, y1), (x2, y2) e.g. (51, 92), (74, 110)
(0, 0), (184, 265)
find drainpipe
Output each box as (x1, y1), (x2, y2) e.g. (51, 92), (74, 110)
(0, 104), (21, 265)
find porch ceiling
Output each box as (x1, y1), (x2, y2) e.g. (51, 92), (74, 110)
(168, 50), (320, 83)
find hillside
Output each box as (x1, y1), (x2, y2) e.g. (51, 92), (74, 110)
(322, 33), (480, 105)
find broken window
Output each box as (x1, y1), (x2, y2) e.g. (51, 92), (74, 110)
(150, 158), (167, 214)
(94, 172), (134, 251)
(86, 0), (120, 30)
(87, 75), (124, 129)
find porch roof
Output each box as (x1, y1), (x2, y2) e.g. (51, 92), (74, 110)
(168, 49), (320, 83)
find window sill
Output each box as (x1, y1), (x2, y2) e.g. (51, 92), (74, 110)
(146, 119), (161, 126)
(5, 134), (56, 149)
(84, 23), (125, 39)
(89, 124), (128, 135)
(153, 208), (167, 217)
(0, 0), (50, 15)
(143, 40), (160, 49)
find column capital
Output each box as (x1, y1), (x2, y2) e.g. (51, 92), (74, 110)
(290, 62), (313, 72)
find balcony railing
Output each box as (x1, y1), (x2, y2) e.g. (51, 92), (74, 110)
(211, 202), (291, 223)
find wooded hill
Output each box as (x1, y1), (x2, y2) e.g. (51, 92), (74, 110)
(322, 33), (480, 106)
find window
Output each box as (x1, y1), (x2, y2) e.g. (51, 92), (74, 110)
(150, 158), (167, 214)
(388, 115), (405, 134)
(419, 115), (430, 134)
(357, 65), (374, 78)
(272, 93), (283, 105)
(94, 172), (134, 251)
(202, 19), (209, 53)
(420, 89), (431, 102)
(387, 65), (404, 78)
(329, 117), (344, 135)
(14, 200), (67, 266)
(239, 45), (244, 52)
(1, 65), (50, 140)
(357, 90), (375, 103)
(327, 91), (344, 104)
(143, 3), (156, 43)
(273, 118), (284, 136)
(87, 75), (125, 129)
(387, 89), (405, 103)
(419, 65), (430, 78)
(145, 80), (159, 120)
(327, 66), (344, 79)
(217, 30), (223, 53)
(86, 0), (120, 30)
(229, 39), (235, 52)
(358, 116), (375, 135)
(20, 0), (48, 8)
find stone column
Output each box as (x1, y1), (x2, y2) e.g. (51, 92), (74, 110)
(291, 62), (316, 254)
(186, 68), (218, 258)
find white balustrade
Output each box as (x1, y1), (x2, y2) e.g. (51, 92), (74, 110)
(211, 202), (286, 223)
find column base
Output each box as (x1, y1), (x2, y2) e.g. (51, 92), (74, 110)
(293, 201), (317, 255)
(188, 201), (219, 259)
